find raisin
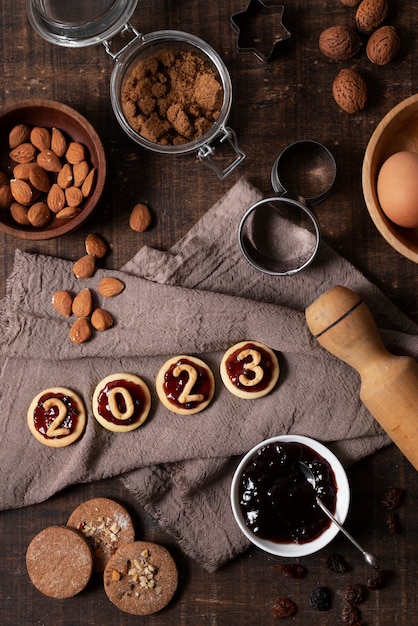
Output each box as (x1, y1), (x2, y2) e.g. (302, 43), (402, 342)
(278, 563), (307, 579)
(341, 604), (361, 625)
(386, 512), (400, 534)
(344, 583), (367, 605)
(367, 568), (385, 590)
(271, 597), (297, 619)
(380, 487), (404, 510)
(309, 586), (332, 611)
(326, 552), (349, 574)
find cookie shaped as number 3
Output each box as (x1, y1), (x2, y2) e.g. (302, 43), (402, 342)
(220, 340), (279, 399)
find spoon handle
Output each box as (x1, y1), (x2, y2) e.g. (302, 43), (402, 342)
(315, 497), (379, 569)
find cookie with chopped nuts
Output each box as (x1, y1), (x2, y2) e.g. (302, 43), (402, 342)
(67, 497), (135, 573)
(103, 541), (178, 615)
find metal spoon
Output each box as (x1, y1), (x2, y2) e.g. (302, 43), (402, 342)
(298, 461), (379, 569)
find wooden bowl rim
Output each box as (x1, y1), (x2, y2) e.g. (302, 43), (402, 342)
(0, 99), (106, 240)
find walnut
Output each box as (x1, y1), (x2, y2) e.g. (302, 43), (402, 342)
(319, 26), (362, 60)
(332, 68), (368, 114)
(355, 0), (388, 35)
(366, 25), (400, 65)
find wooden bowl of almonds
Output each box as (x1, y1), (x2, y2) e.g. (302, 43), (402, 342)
(0, 99), (106, 240)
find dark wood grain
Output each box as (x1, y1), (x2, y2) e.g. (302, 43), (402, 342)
(0, 1), (417, 624)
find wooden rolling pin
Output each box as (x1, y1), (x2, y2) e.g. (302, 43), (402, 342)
(305, 285), (418, 471)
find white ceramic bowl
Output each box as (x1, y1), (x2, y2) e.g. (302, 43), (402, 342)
(230, 435), (350, 558)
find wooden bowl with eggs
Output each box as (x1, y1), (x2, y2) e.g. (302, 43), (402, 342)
(363, 93), (418, 263)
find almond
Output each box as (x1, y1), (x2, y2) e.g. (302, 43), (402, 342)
(27, 202), (51, 227)
(73, 161), (90, 187)
(70, 317), (91, 344)
(366, 25), (400, 65)
(30, 126), (51, 151)
(332, 68), (367, 113)
(129, 203), (152, 232)
(66, 142), (85, 165)
(47, 183), (66, 213)
(56, 206), (81, 219)
(72, 288), (93, 318)
(65, 186), (83, 207)
(91, 308), (114, 331)
(29, 164), (51, 193)
(10, 178), (33, 205)
(13, 162), (37, 180)
(0, 185), (12, 210)
(9, 124), (31, 149)
(10, 202), (30, 225)
(73, 254), (96, 278)
(10, 142), (37, 163)
(355, 0), (388, 35)
(57, 163), (74, 189)
(85, 233), (108, 258)
(81, 168), (96, 197)
(52, 290), (73, 317)
(37, 149), (62, 172)
(51, 127), (67, 157)
(319, 26), (362, 60)
(98, 277), (125, 297)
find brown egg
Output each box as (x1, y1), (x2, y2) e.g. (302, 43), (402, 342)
(377, 151), (418, 228)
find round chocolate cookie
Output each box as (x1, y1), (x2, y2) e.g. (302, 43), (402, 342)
(103, 541), (178, 615)
(220, 340), (280, 399)
(26, 526), (93, 598)
(156, 355), (215, 415)
(67, 497), (135, 573)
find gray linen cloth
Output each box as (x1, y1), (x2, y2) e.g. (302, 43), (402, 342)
(1, 177), (417, 570)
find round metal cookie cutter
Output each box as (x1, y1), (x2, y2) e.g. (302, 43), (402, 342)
(239, 140), (336, 276)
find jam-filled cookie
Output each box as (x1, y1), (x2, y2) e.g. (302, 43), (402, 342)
(92, 373), (151, 432)
(27, 387), (87, 448)
(26, 525), (93, 599)
(156, 355), (215, 415)
(103, 541), (178, 615)
(67, 497), (135, 573)
(220, 340), (279, 399)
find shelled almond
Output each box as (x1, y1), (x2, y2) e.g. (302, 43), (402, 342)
(1, 123), (96, 229)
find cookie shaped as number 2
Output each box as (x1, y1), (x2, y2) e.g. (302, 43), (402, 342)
(156, 355), (215, 415)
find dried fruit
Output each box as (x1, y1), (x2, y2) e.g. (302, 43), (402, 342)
(70, 317), (91, 344)
(37, 149), (62, 172)
(91, 308), (114, 331)
(10, 142), (37, 163)
(57, 163), (74, 189)
(98, 277), (125, 298)
(129, 202), (152, 232)
(367, 568), (385, 589)
(10, 179), (33, 205)
(51, 127), (67, 157)
(355, 0), (388, 35)
(52, 290), (73, 317)
(380, 486), (403, 510)
(332, 68), (367, 113)
(278, 563), (306, 579)
(326, 552), (349, 574)
(309, 587), (332, 611)
(47, 183), (66, 213)
(271, 597), (296, 619)
(73, 254), (96, 279)
(27, 202), (51, 227)
(30, 126), (51, 151)
(319, 26), (362, 60)
(341, 603), (361, 624)
(366, 25), (400, 64)
(85, 233), (108, 258)
(66, 141), (85, 165)
(9, 123), (31, 149)
(72, 288), (93, 318)
(344, 583), (367, 605)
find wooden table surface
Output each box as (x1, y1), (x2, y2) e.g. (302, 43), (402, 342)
(1, 1), (417, 624)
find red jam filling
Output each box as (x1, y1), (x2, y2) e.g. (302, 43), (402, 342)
(96, 378), (147, 426)
(225, 342), (276, 392)
(33, 392), (81, 439)
(163, 358), (212, 410)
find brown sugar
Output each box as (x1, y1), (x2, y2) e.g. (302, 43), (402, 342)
(121, 48), (223, 145)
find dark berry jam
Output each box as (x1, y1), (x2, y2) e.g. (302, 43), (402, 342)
(96, 378), (147, 426)
(238, 441), (337, 544)
(33, 392), (81, 439)
(163, 358), (212, 410)
(224, 342), (275, 392)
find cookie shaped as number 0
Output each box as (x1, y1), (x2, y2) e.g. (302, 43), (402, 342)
(92, 373), (151, 432)
(156, 355), (215, 415)
(220, 340), (279, 399)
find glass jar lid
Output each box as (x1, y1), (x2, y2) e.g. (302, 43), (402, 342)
(26, 0), (139, 48)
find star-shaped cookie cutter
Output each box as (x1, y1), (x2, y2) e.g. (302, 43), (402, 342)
(230, 0), (291, 63)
